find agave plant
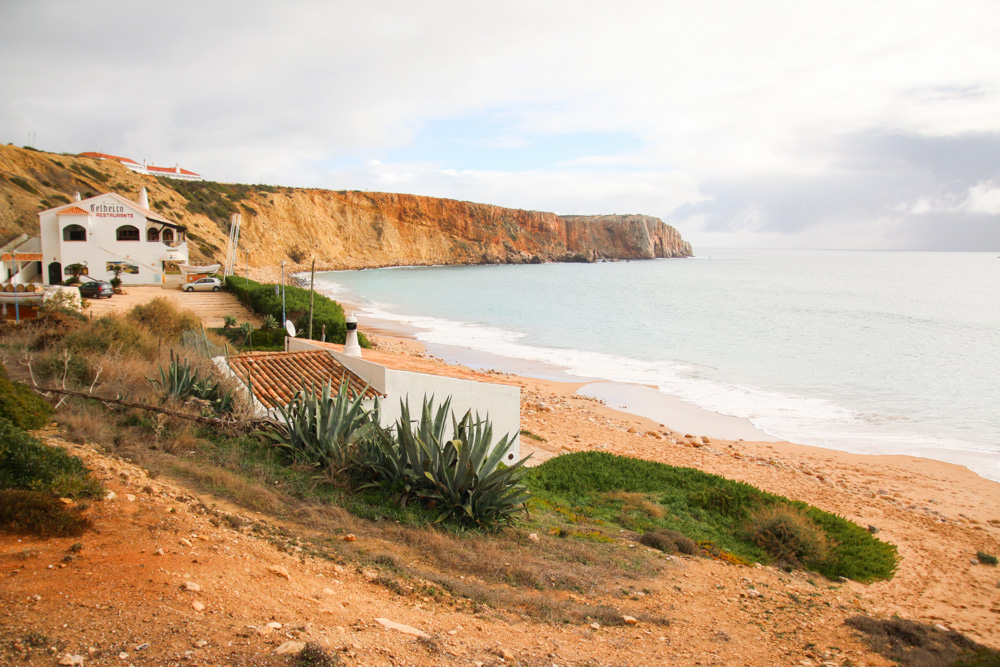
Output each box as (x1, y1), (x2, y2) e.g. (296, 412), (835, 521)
(361, 396), (531, 527)
(149, 357), (234, 414)
(263, 379), (376, 469)
(261, 314), (279, 331)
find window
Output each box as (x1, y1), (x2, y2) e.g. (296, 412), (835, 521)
(162, 228), (175, 243)
(147, 228), (160, 242)
(116, 225), (140, 241)
(62, 224), (87, 242)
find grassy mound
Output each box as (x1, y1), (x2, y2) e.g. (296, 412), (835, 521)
(526, 451), (898, 582)
(0, 364), (53, 429)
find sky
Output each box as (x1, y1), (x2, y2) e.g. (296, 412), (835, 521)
(2, 0), (999, 250)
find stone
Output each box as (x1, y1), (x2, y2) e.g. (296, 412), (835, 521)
(528, 533), (540, 543)
(623, 616), (639, 625)
(867, 525), (878, 534)
(193, 640), (208, 648)
(125, 494), (136, 502)
(375, 617), (430, 639)
(181, 581), (201, 592)
(192, 601), (205, 611)
(154, 548), (164, 556)
(58, 655), (85, 666)
(344, 534), (357, 542)
(179, 538), (192, 547)
(266, 622), (282, 629)
(935, 624), (951, 632)
(500, 649), (515, 660)
(590, 622), (601, 629)
(274, 641), (306, 655)
(104, 491), (117, 501)
(267, 565), (291, 580)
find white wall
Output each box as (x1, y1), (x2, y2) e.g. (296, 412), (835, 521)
(39, 193), (188, 285)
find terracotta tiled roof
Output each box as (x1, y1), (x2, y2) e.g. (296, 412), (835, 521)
(228, 350), (381, 409)
(57, 206), (89, 215)
(1, 253), (43, 261)
(305, 341), (523, 387)
(147, 164), (201, 177)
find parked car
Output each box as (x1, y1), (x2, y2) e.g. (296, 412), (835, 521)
(184, 277), (223, 292)
(77, 278), (114, 299)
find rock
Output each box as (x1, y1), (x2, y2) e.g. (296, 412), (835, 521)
(58, 654), (85, 666)
(192, 601), (205, 611)
(971, 559), (980, 565)
(118, 653), (128, 659)
(343, 534), (357, 542)
(528, 533), (540, 543)
(323, 587), (335, 595)
(500, 649), (515, 660)
(274, 641), (306, 655)
(179, 538), (192, 547)
(623, 616), (639, 625)
(267, 565), (291, 580)
(60, 497), (74, 505)
(104, 491), (117, 501)
(935, 624), (951, 632)
(125, 494), (136, 502)
(867, 525), (879, 534)
(590, 622), (601, 629)
(153, 548), (164, 556)
(266, 622), (282, 629)
(193, 640), (208, 648)
(181, 582), (201, 592)
(375, 617), (430, 639)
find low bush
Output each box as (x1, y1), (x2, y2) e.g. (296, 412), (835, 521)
(0, 490), (93, 537)
(0, 418), (103, 498)
(127, 298), (201, 341)
(745, 506), (828, 566)
(976, 551), (998, 566)
(845, 615), (1000, 666)
(225, 276), (370, 347)
(639, 528), (701, 555)
(0, 364), (53, 429)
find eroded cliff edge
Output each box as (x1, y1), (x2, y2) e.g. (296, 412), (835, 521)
(0, 144), (692, 270)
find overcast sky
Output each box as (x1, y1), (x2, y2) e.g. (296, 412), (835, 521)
(2, 1), (999, 250)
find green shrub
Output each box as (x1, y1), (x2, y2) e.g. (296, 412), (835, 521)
(127, 298), (200, 341)
(359, 397), (530, 528)
(0, 490), (93, 537)
(977, 551), (998, 566)
(0, 419), (102, 498)
(262, 380), (376, 469)
(745, 506), (828, 566)
(224, 276), (370, 347)
(0, 364), (53, 429)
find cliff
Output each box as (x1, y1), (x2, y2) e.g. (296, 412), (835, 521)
(0, 144), (692, 270)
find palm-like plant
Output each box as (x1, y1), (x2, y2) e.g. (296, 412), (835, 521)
(261, 314), (279, 331)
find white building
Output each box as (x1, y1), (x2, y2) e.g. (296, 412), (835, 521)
(38, 189), (189, 285)
(79, 152), (203, 181)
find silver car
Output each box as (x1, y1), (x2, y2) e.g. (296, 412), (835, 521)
(183, 277), (223, 292)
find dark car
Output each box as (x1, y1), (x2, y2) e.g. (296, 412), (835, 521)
(78, 279), (114, 299)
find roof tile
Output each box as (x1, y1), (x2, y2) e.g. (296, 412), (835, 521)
(228, 350), (381, 409)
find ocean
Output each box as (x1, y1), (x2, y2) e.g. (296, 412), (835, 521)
(313, 249), (1000, 482)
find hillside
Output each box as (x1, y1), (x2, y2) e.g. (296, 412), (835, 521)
(0, 144), (692, 271)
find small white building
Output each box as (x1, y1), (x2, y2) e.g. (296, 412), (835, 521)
(79, 152), (203, 181)
(218, 341), (522, 463)
(38, 189), (189, 285)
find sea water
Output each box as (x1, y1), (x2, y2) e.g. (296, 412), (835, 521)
(314, 250), (1000, 481)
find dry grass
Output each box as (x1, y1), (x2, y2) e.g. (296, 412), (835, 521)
(845, 616), (999, 667)
(169, 459), (283, 514)
(607, 491), (667, 519)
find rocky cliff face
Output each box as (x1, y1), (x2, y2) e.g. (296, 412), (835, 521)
(0, 145), (692, 271)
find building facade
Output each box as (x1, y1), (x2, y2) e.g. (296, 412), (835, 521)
(38, 190), (189, 285)
(79, 152), (203, 181)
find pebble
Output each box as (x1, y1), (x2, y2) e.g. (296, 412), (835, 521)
(193, 640), (208, 648)
(181, 581), (201, 592)
(375, 617), (430, 639)
(344, 534), (357, 542)
(125, 494), (136, 502)
(192, 601), (205, 611)
(528, 533), (540, 543)
(274, 641), (306, 655)
(153, 548), (164, 556)
(179, 538), (192, 547)
(105, 491), (117, 501)
(623, 616), (638, 625)
(58, 654), (84, 666)
(266, 622), (282, 629)
(267, 565), (291, 580)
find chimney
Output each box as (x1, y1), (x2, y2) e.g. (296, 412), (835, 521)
(138, 187), (149, 209)
(343, 313), (362, 357)
(73, 192), (81, 202)
(175, 164), (180, 174)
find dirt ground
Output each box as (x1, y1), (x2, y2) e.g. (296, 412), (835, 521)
(2, 333), (999, 666)
(83, 285), (261, 328)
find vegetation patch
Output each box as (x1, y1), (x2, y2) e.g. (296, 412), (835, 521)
(225, 275), (370, 347)
(845, 616), (1000, 666)
(0, 364), (53, 429)
(526, 451), (898, 582)
(0, 489), (93, 537)
(0, 419), (102, 498)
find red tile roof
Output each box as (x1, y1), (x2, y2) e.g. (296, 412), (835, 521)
(57, 206), (89, 215)
(147, 164), (201, 177)
(228, 350), (381, 409)
(1, 253), (43, 261)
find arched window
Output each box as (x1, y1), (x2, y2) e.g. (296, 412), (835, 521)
(62, 224), (87, 242)
(147, 228), (160, 242)
(162, 228), (175, 244)
(116, 225), (140, 242)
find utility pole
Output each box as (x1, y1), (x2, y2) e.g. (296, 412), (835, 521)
(280, 260), (286, 326)
(308, 259), (316, 340)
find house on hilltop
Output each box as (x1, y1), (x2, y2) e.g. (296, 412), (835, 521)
(80, 152), (203, 181)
